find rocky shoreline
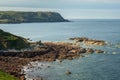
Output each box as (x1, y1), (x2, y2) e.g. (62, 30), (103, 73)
(0, 37), (106, 80)
(69, 37), (106, 46)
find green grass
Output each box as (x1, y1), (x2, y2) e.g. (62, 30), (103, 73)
(0, 29), (18, 41)
(0, 70), (18, 80)
(0, 29), (30, 49)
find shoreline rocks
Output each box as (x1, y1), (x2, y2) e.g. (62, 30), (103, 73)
(0, 39), (105, 80)
(95, 49), (104, 53)
(69, 37), (106, 46)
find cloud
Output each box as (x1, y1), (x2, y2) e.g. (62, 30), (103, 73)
(0, 0), (120, 19)
(62, 0), (120, 3)
(0, 6), (120, 19)
(0, 7), (57, 11)
(0, 0), (120, 6)
(60, 9), (120, 19)
(0, 0), (120, 10)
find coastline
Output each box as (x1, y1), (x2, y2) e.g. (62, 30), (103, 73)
(0, 37), (106, 80)
(0, 11), (69, 24)
(0, 20), (70, 24)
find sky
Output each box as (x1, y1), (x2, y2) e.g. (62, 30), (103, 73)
(0, 0), (120, 19)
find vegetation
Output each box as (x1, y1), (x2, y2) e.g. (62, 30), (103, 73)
(0, 29), (29, 50)
(0, 70), (18, 80)
(0, 11), (68, 23)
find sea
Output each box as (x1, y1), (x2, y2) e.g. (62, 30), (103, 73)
(0, 19), (120, 80)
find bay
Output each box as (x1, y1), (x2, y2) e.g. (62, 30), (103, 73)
(0, 19), (120, 80)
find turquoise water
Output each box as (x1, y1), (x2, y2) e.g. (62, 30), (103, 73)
(0, 19), (120, 80)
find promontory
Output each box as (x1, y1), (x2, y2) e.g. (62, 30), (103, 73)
(0, 11), (69, 23)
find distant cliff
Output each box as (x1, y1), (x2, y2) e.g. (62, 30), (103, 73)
(0, 11), (69, 23)
(0, 29), (29, 50)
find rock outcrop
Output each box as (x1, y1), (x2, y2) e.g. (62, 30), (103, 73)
(69, 37), (106, 46)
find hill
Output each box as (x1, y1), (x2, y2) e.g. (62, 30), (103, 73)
(0, 29), (29, 50)
(0, 11), (68, 23)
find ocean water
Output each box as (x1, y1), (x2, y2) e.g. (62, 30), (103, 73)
(0, 19), (120, 80)
(23, 54), (120, 80)
(0, 19), (120, 43)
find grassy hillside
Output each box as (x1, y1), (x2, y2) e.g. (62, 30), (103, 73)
(0, 11), (68, 23)
(0, 70), (18, 80)
(0, 29), (29, 50)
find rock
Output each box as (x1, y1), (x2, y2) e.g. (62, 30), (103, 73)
(65, 70), (71, 75)
(67, 57), (73, 60)
(69, 50), (78, 53)
(46, 65), (50, 68)
(80, 55), (85, 57)
(69, 37), (88, 42)
(95, 50), (104, 53)
(19, 74), (26, 80)
(69, 37), (106, 46)
(79, 48), (86, 53)
(86, 48), (94, 54)
(56, 59), (62, 63)
(85, 40), (106, 46)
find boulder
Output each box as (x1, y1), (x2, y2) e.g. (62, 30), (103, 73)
(79, 48), (86, 53)
(95, 50), (104, 53)
(86, 48), (94, 54)
(65, 70), (71, 75)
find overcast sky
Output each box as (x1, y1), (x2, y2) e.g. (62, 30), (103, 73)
(0, 0), (120, 19)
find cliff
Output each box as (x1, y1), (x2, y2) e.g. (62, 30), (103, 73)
(0, 11), (69, 23)
(0, 29), (29, 50)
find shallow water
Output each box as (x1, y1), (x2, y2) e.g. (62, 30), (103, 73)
(0, 19), (120, 80)
(24, 53), (120, 80)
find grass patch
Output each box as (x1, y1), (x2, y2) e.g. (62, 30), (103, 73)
(0, 29), (30, 49)
(0, 70), (18, 80)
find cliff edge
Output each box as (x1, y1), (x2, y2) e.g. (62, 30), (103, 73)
(0, 11), (69, 23)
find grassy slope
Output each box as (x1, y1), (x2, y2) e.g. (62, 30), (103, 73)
(0, 29), (29, 50)
(0, 11), (67, 23)
(0, 70), (18, 80)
